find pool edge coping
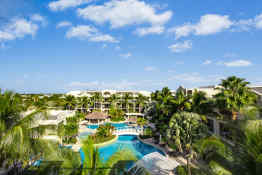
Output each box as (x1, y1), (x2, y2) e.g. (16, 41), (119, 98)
(137, 135), (168, 157)
(93, 135), (119, 148)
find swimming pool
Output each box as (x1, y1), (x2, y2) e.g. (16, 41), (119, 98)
(80, 135), (164, 163)
(86, 122), (129, 130)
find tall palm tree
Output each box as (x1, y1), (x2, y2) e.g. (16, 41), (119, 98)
(92, 92), (103, 111)
(63, 95), (77, 110)
(171, 90), (191, 113)
(123, 93), (133, 113)
(0, 90), (49, 170)
(167, 112), (207, 153)
(191, 90), (211, 115)
(78, 97), (90, 113)
(135, 94), (148, 113)
(109, 94), (119, 108)
(237, 123), (262, 175)
(215, 76), (257, 120)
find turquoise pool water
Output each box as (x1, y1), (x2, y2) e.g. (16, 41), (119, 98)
(86, 122), (129, 130)
(80, 135), (164, 163)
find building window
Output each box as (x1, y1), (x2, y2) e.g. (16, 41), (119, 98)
(219, 122), (233, 141)
(206, 119), (214, 133)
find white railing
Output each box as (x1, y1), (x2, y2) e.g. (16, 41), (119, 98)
(113, 127), (143, 135)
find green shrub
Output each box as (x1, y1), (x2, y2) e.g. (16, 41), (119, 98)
(209, 160), (232, 175)
(176, 165), (187, 175)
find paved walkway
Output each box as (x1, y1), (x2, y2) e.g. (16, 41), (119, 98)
(140, 138), (190, 166)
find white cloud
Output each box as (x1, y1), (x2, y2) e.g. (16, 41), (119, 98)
(169, 14), (233, 39)
(169, 73), (206, 83)
(0, 18), (39, 42)
(115, 46), (121, 50)
(168, 40), (192, 53)
(255, 14), (262, 29)
(31, 14), (47, 26)
(135, 25), (164, 36)
(144, 66), (157, 71)
(223, 60), (252, 67)
(203, 60), (212, 65)
(120, 52), (132, 59)
(56, 21), (72, 28)
(168, 24), (194, 39)
(89, 34), (119, 43)
(195, 14), (233, 35)
(66, 25), (119, 43)
(49, 0), (93, 11)
(168, 73), (223, 85)
(68, 80), (140, 90)
(77, 0), (172, 30)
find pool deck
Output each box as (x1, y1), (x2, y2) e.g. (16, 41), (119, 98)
(137, 136), (168, 157)
(137, 136), (188, 166)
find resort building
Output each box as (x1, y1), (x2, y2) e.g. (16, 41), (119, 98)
(33, 110), (76, 137)
(66, 90), (151, 114)
(251, 86), (262, 106)
(185, 85), (220, 98)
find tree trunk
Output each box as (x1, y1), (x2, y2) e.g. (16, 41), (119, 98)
(187, 157), (191, 175)
(232, 111), (238, 120)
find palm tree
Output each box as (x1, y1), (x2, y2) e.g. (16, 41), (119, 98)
(109, 94), (119, 108)
(78, 97), (90, 113)
(92, 92), (103, 111)
(237, 123), (262, 175)
(148, 87), (174, 136)
(136, 94), (148, 113)
(198, 136), (226, 161)
(0, 90), (50, 170)
(63, 95), (77, 110)
(171, 90), (191, 113)
(167, 112), (207, 153)
(191, 90), (211, 115)
(123, 93), (133, 113)
(215, 76), (257, 120)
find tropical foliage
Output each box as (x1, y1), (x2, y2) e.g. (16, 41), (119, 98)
(81, 138), (137, 175)
(109, 106), (125, 122)
(214, 76), (257, 120)
(89, 124), (116, 144)
(167, 112), (207, 153)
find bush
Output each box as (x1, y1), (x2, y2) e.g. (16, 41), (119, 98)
(176, 166), (187, 175)
(110, 115), (125, 122)
(176, 165), (209, 175)
(209, 160), (232, 175)
(89, 135), (116, 144)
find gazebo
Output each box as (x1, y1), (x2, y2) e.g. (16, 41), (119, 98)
(85, 112), (109, 124)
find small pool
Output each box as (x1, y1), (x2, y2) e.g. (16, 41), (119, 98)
(80, 135), (164, 163)
(86, 122), (129, 130)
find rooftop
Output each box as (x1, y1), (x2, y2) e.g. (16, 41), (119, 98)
(85, 112), (108, 120)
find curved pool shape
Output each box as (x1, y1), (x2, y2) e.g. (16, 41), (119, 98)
(80, 135), (164, 163)
(86, 122), (129, 130)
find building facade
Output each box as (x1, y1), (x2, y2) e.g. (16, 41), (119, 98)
(66, 90), (151, 114)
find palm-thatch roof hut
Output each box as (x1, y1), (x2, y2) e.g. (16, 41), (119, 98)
(85, 112), (109, 124)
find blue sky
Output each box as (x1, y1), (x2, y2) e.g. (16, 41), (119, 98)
(0, 0), (262, 93)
